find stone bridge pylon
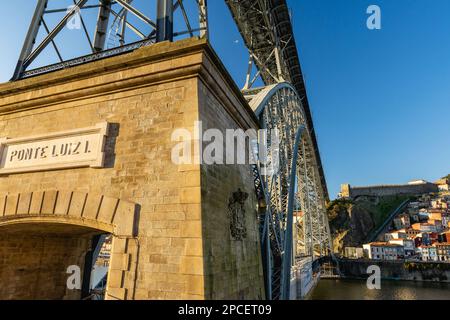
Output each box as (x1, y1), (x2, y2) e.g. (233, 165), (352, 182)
(0, 38), (265, 300)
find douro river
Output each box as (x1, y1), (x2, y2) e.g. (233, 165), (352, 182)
(309, 279), (450, 300)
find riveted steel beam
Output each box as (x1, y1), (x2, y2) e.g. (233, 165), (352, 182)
(156, 0), (173, 42)
(94, 0), (112, 52)
(12, 0), (48, 80)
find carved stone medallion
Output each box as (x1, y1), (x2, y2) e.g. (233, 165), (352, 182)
(228, 189), (249, 241)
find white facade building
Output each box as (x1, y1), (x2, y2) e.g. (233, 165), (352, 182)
(363, 243), (405, 260)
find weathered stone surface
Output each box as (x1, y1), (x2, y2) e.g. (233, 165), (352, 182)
(5, 194), (18, 216)
(0, 233), (90, 300)
(17, 192), (32, 215)
(54, 191), (72, 215)
(29, 191), (44, 214)
(41, 190), (58, 214)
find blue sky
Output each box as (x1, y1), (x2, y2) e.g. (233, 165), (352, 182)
(1, 1), (449, 198)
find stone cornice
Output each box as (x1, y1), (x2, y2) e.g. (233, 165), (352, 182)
(0, 38), (206, 96)
(0, 38), (259, 130)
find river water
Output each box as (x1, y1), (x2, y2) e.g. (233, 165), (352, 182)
(309, 279), (450, 300)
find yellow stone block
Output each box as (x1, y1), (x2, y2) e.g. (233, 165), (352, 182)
(16, 192), (32, 215)
(181, 221), (202, 238)
(179, 187), (201, 204)
(41, 190), (58, 214)
(180, 256), (204, 276)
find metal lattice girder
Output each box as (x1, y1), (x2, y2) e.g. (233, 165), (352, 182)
(226, 0), (329, 201)
(156, 0), (174, 42)
(93, 0), (112, 52)
(248, 82), (332, 300)
(12, 0), (49, 80)
(13, 0), (209, 80)
(23, 0), (89, 74)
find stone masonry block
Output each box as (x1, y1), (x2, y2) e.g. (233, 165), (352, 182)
(54, 191), (72, 215)
(185, 238), (203, 257)
(0, 194), (6, 215)
(107, 270), (124, 288)
(183, 171), (201, 187)
(98, 196), (119, 224)
(110, 253), (130, 271)
(114, 200), (136, 237)
(179, 187), (201, 204)
(41, 190), (58, 214)
(186, 275), (205, 295)
(16, 192), (32, 215)
(111, 238), (127, 254)
(106, 287), (127, 301)
(83, 194), (102, 220)
(29, 191), (44, 214)
(5, 194), (18, 216)
(181, 221), (202, 238)
(68, 192), (87, 217)
(180, 256), (204, 276)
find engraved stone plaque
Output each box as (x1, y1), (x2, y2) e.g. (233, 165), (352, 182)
(0, 122), (108, 175)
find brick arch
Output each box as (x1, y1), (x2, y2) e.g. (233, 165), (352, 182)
(0, 190), (137, 237)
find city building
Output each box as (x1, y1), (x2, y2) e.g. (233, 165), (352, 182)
(389, 239), (415, 256)
(435, 243), (450, 262)
(358, 190), (450, 263)
(441, 232), (450, 243)
(428, 211), (445, 221)
(435, 178), (450, 192)
(344, 247), (365, 259)
(393, 214), (411, 229)
(418, 211), (431, 222)
(442, 215), (450, 228)
(416, 232), (438, 246)
(428, 219), (443, 230)
(405, 228), (421, 238)
(431, 199), (448, 209)
(385, 230), (408, 241)
(412, 223), (439, 233)
(417, 246), (438, 262)
(363, 242), (405, 260)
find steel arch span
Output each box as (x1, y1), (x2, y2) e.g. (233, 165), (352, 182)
(247, 82), (332, 300)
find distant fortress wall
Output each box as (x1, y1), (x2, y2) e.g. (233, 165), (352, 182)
(340, 182), (439, 199)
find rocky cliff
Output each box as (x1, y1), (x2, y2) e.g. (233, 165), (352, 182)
(327, 195), (409, 254)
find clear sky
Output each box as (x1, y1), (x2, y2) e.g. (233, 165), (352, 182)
(1, 1), (449, 198)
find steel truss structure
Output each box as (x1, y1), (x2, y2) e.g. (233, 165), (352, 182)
(225, 0), (328, 201)
(249, 83), (332, 300)
(12, 0), (208, 80)
(13, 0), (332, 300)
(225, 0), (332, 299)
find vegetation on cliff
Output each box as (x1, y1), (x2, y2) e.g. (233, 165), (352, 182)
(327, 195), (410, 255)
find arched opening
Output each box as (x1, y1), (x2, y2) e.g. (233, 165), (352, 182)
(0, 222), (111, 300)
(0, 190), (138, 300)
